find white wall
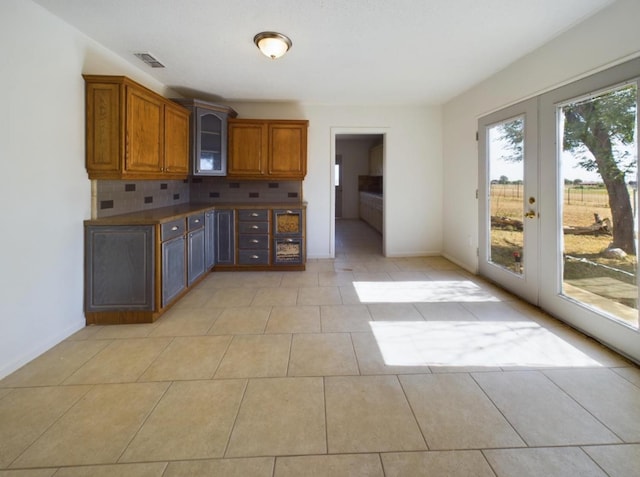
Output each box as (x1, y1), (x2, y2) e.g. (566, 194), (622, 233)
(226, 103), (443, 258)
(442, 0), (640, 273)
(0, 0), (175, 378)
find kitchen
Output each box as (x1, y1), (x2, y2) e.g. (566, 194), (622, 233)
(83, 76), (310, 324)
(3, 1), (640, 475)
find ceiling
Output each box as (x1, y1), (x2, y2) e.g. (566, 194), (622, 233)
(33, 0), (615, 105)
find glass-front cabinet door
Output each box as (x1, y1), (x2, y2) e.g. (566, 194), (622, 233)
(196, 108), (228, 175)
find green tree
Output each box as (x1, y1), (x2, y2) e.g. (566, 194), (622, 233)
(563, 85), (636, 254)
(501, 85), (637, 254)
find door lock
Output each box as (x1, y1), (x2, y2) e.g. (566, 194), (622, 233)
(524, 210), (537, 219)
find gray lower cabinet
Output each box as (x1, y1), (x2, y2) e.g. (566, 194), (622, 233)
(85, 225), (154, 312)
(215, 209), (235, 265)
(161, 235), (186, 307)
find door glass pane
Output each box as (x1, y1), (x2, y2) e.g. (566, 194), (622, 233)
(559, 83), (638, 328)
(488, 117), (525, 274)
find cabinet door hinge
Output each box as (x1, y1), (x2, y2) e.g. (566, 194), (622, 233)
(475, 189), (478, 199)
(476, 247), (479, 257)
(475, 131), (479, 141)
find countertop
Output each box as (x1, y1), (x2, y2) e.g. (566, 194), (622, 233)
(85, 202), (306, 226)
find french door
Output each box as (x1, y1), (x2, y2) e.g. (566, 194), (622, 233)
(480, 59), (640, 363)
(479, 98), (539, 304)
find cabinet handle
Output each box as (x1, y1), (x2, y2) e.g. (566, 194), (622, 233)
(252, 225), (259, 229)
(251, 213), (259, 217)
(171, 226), (179, 231)
(286, 239), (294, 243)
(194, 219), (200, 223)
(251, 255), (259, 259)
(251, 239), (259, 243)
(286, 210), (293, 214)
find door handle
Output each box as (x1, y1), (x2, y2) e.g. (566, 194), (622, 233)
(524, 210), (537, 219)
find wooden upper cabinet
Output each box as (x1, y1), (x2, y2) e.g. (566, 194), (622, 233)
(163, 103), (190, 175)
(227, 120), (267, 177)
(84, 75), (189, 180)
(268, 121), (307, 178)
(125, 86), (163, 173)
(228, 119), (308, 180)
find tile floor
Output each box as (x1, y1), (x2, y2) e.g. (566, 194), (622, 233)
(1, 219), (639, 476)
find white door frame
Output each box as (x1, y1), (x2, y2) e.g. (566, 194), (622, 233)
(330, 128), (388, 258)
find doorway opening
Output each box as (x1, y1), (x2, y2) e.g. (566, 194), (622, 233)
(332, 132), (385, 258)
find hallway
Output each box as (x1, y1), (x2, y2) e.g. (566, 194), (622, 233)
(0, 219), (639, 476)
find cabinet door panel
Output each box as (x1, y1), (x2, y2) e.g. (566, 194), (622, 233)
(188, 228), (206, 285)
(162, 235), (186, 307)
(126, 86), (163, 173)
(85, 226), (154, 311)
(215, 210), (235, 265)
(85, 83), (121, 173)
(205, 210), (216, 269)
(269, 123), (307, 177)
(164, 104), (189, 174)
(228, 121), (267, 176)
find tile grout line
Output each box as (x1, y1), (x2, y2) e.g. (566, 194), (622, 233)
(469, 371), (530, 448)
(348, 332), (363, 376)
(395, 374), (431, 451)
(323, 376), (330, 456)
(6, 383), (96, 470)
(136, 337), (176, 383)
(221, 378), (250, 459)
(209, 335), (234, 379)
(115, 380), (173, 464)
(539, 369), (626, 444)
(578, 445), (615, 477)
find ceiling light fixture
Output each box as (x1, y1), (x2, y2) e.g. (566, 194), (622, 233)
(253, 31), (292, 59)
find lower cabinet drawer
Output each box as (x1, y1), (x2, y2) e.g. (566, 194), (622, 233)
(239, 234), (269, 249)
(239, 249), (269, 265)
(239, 221), (269, 234)
(161, 218), (185, 241)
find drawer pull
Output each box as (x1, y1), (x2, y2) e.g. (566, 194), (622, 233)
(286, 239), (294, 243)
(251, 213), (259, 217)
(252, 225), (259, 229)
(286, 210), (293, 214)
(251, 255), (259, 259)
(171, 226), (179, 231)
(251, 239), (259, 243)
(194, 219), (200, 223)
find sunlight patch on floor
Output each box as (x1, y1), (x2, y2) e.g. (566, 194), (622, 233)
(353, 281), (501, 303)
(370, 321), (605, 368)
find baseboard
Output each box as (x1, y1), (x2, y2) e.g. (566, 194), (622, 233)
(441, 252), (478, 274)
(0, 318), (86, 380)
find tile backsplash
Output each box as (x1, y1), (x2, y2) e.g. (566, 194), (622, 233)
(94, 180), (190, 217)
(94, 177), (302, 218)
(189, 177), (301, 204)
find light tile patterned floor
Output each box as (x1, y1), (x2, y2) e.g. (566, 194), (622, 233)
(1, 219), (639, 476)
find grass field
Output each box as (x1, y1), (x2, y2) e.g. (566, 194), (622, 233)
(489, 184), (637, 287)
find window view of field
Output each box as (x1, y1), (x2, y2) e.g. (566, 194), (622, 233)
(489, 84), (638, 328)
(491, 182), (637, 327)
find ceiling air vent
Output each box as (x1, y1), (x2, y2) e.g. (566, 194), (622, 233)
(133, 52), (165, 68)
